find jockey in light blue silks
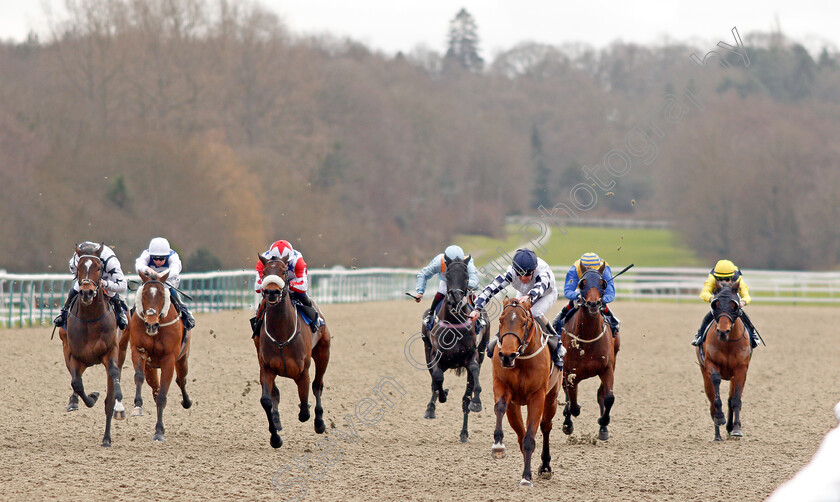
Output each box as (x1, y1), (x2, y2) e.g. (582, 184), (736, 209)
(414, 245), (480, 331)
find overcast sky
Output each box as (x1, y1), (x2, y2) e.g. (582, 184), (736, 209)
(1, 0), (836, 57)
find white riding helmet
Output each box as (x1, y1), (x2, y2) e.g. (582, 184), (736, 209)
(148, 237), (171, 257)
(444, 245), (465, 261)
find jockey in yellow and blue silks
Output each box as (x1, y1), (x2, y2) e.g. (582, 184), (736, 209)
(414, 245), (480, 331)
(551, 252), (620, 336)
(691, 259), (761, 348)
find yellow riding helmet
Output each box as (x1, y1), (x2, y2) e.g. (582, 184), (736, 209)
(713, 259), (737, 278)
(580, 252), (602, 269)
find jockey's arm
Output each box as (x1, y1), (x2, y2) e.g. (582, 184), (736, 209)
(165, 253), (182, 289)
(101, 257), (127, 296)
(134, 250), (151, 275)
(738, 278), (751, 305)
(699, 274), (716, 302)
(289, 256), (309, 293)
(471, 270), (512, 318)
(467, 260), (480, 291)
(415, 255), (442, 295)
(603, 266), (616, 303)
(563, 266), (579, 301)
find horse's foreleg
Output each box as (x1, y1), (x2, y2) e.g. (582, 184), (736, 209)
(728, 369), (747, 438)
(468, 356), (483, 413)
(492, 381), (509, 459)
(175, 355), (192, 409)
(311, 332), (330, 434)
(704, 366), (725, 441)
(131, 348), (146, 417)
(153, 357), (175, 442)
(596, 367), (615, 441)
(296, 360), (312, 423)
(104, 347), (125, 423)
(69, 359), (99, 408)
(271, 383), (282, 432)
(539, 381), (560, 479)
(117, 324), (130, 370)
(102, 365), (115, 447)
(260, 368), (282, 448)
(519, 392), (546, 487)
(460, 367), (476, 443)
(562, 374), (579, 435)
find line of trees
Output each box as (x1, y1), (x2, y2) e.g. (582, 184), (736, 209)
(1, 2), (839, 272)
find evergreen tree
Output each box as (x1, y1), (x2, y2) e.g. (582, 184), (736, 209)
(444, 8), (484, 72)
(530, 124), (550, 210)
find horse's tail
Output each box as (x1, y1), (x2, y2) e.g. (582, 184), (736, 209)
(453, 367), (466, 377)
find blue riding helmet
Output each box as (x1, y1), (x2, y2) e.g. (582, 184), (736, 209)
(512, 249), (538, 276)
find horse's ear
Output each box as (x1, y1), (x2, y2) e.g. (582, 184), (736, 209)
(711, 298), (718, 310)
(139, 270), (148, 282)
(598, 261), (606, 274)
(159, 270), (170, 284)
(258, 254), (268, 265)
(95, 243), (104, 257)
(444, 254), (452, 265)
(465, 255), (472, 265)
(75, 244), (83, 256)
(601, 278), (607, 291)
(577, 278), (585, 290)
(503, 297), (511, 306)
(521, 297), (532, 311)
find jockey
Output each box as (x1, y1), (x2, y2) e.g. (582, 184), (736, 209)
(691, 259), (761, 348)
(135, 237), (196, 330)
(53, 242), (128, 330)
(552, 252), (620, 337)
(251, 240), (324, 335)
(468, 248), (565, 369)
(414, 244), (480, 331)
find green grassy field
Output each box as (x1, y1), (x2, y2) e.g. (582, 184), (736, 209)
(456, 223), (703, 268)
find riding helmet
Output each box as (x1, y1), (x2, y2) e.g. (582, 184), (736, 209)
(512, 249), (538, 276)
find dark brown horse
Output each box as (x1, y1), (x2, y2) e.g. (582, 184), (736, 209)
(58, 243), (124, 447)
(120, 269), (192, 442)
(696, 282), (751, 441)
(254, 256), (331, 448)
(491, 298), (561, 487)
(560, 263), (620, 441)
(421, 256), (489, 443)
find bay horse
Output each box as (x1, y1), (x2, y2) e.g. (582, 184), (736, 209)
(421, 255), (489, 443)
(491, 298), (561, 487)
(58, 243), (124, 447)
(254, 256), (331, 448)
(560, 262), (620, 441)
(696, 282), (751, 441)
(120, 269), (192, 442)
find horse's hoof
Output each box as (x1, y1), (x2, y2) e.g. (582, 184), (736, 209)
(598, 429), (610, 441)
(519, 478), (533, 487)
(424, 409), (436, 419)
(714, 436), (722, 442)
(468, 401), (482, 413)
(66, 404), (78, 412)
(562, 423), (573, 435)
(153, 433), (166, 442)
(270, 434), (283, 448)
(131, 406), (143, 417)
(491, 444), (506, 459)
(460, 431), (468, 443)
(729, 429), (743, 438)
(101, 439), (112, 448)
(298, 411), (310, 422)
(88, 392), (100, 407)
(113, 401), (126, 420)
(539, 467), (553, 480)
(182, 399), (192, 409)
(438, 389), (449, 403)
(314, 419), (326, 434)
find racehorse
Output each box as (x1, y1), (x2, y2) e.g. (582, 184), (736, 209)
(58, 243), (124, 446)
(560, 262), (620, 441)
(420, 255), (489, 442)
(254, 256), (331, 448)
(120, 269), (192, 442)
(696, 282), (752, 441)
(491, 298), (561, 487)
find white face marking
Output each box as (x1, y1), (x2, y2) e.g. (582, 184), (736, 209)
(512, 313), (517, 321)
(150, 288), (157, 298)
(84, 260), (92, 273)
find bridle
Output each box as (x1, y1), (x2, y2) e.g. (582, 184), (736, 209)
(498, 302), (544, 359)
(261, 266), (299, 348)
(444, 261), (471, 318)
(578, 269), (606, 315)
(76, 254), (103, 300)
(711, 292), (744, 342)
(137, 280), (179, 330)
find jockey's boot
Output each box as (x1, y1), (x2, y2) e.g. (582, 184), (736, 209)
(424, 293), (445, 331)
(740, 311), (761, 348)
(692, 311), (714, 346)
(251, 299), (265, 338)
(294, 292), (323, 333)
(53, 289), (79, 327)
(110, 296), (128, 330)
(602, 306), (620, 337)
(169, 290), (196, 330)
(538, 317), (565, 370)
(486, 336), (498, 359)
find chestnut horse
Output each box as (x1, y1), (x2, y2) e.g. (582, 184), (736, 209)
(58, 243), (125, 447)
(491, 298), (561, 487)
(421, 256), (489, 443)
(560, 263), (620, 441)
(696, 282), (751, 441)
(255, 256), (331, 448)
(119, 269), (192, 442)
